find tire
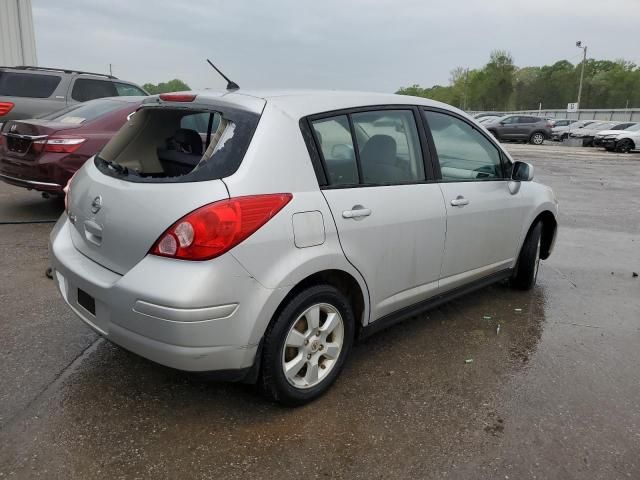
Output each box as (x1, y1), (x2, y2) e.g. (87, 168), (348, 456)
(617, 138), (634, 153)
(259, 284), (355, 406)
(529, 132), (545, 145)
(511, 222), (542, 290)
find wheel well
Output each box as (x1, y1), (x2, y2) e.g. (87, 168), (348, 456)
(272, 269), (366, 331)
(534, 211), (557, 259)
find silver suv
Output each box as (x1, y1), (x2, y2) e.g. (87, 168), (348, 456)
(0, 66), (147, 121)
(50, 90), (558, 405)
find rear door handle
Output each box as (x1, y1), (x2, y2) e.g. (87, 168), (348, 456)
(450, 196), (469, 207)
(342, 206), (371, 219)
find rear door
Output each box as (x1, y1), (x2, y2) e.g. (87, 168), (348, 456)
(309, 107), (446, 321)
(422, 108), (528, 291)
(69, 78), (118, 103)
(496, 115), (519, 139)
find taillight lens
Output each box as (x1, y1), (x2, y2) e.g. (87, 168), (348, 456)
(0, 102), (14, 116)
(33, 137), (86, 153)
(151, 194), (293, 261)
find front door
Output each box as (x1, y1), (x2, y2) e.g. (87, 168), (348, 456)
(309, 109), (447, 321)
(422, 109), (528, 292)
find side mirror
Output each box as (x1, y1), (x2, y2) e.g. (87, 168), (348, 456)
(512, 161), (534, 181)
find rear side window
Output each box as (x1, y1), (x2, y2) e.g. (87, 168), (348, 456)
(310, 109), (425, 187)
(96, 105), (260, 183)
(424, 110), (505, 182)
(114, 82), (147, 96)
(0, 72), (61, 98)
(311, 115), (358, 186)
(71, 79), (117, 102)
(45, 99), (125, 124)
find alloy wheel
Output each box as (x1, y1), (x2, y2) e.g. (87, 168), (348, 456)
(282, 303), (345, 389)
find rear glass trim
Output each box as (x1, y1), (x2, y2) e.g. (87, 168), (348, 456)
(95, 102), (262, 183)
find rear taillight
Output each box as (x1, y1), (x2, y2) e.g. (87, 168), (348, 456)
(0, 102), (14, 116)
(33, 137), (86, 153)
(151, 194), (293, 261)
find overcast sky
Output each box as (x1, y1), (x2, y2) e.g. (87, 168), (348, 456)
(32, 0), (640, 92)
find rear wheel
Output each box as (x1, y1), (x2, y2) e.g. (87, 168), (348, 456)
(260, 284), (355, 405)
(617, 139), (634, 153)
(529, 132), (545, 145)
(511, 222), (542, 290)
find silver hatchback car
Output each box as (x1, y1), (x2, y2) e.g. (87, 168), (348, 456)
(50, 90), (558, 405)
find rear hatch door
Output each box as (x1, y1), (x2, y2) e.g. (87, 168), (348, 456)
(67, 161), (229, 275)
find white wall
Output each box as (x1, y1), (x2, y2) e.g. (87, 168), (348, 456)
(0, 0), (37, 66)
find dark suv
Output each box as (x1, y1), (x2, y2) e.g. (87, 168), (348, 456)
(0, 66), (147, 121)
(484, 115), (552, 145)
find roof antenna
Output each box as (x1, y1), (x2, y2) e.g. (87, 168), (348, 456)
(206, 59), (239, 90)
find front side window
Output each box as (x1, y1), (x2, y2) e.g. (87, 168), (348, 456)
(71, 79), (117, 102)
(424, 110), (505, 182)
(310, 109), (425, 187)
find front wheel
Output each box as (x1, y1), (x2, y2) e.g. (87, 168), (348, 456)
(511, 222), (542, 290)
(529, 132), (545, 145)
(617, 139), (634, 153)
(260, 284), (355, 405)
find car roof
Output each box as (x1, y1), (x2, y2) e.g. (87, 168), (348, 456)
(183, 89), (466, 119)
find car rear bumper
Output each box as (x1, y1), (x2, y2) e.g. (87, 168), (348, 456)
(0, 151), (75, 193)
(0, 172), (63, 192)
(49, 216), (272, 374)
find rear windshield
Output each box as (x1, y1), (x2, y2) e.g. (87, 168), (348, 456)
(95, 104), (260, 183)
(0, 72), (61, 98)
(41, 99), (126, 124)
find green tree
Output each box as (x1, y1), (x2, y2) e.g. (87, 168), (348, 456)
(142, 79), (190, 95)
(396, 52), (640, 110)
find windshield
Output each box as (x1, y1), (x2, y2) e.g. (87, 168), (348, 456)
(95, 104), (260, 183)
(42, 99), (127, 124)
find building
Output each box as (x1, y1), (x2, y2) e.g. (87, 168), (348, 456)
(0, 0), (37, 66)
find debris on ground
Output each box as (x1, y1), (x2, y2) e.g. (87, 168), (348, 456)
(496, 324), (501, 335)
(633, 272), (638, 278)
(464, 358), (474, 364)
(483, 315), (492, 320)
(514, 308), (522, 312)
(45, 267), (53, 280)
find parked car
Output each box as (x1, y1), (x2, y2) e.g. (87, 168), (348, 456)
(0, 96), (145, 195)
(599, 123), (640, 152)
(50, 90), (558, 405)
(0, 66), (147, 121)
(473, 112), (505, 119)
(548, 118), (573, 128)
(551, 120), (596, 141)
(484, 115), (552, 145)
(569, 121), (635, 146)
(477, 115), (501, 124)
(592, 122), (637, 147)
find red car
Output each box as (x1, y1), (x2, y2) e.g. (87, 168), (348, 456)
(0, 96), (144, 195)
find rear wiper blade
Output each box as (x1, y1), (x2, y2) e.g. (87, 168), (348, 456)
(99, 156), (128, 175)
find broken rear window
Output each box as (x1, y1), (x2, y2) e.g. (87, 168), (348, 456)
(95, 103), (260, 183)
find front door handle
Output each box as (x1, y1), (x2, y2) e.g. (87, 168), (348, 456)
(342, 205), (371, 219)
(450, 195), (469, 207)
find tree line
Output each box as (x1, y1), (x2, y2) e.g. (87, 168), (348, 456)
(397, 51), (640, 111)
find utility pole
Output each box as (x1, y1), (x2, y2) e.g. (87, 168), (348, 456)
(462, 68), (469, 111)
(576, 41), (587, 108)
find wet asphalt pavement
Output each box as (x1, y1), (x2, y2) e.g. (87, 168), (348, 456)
(1, 144), (639, 479)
